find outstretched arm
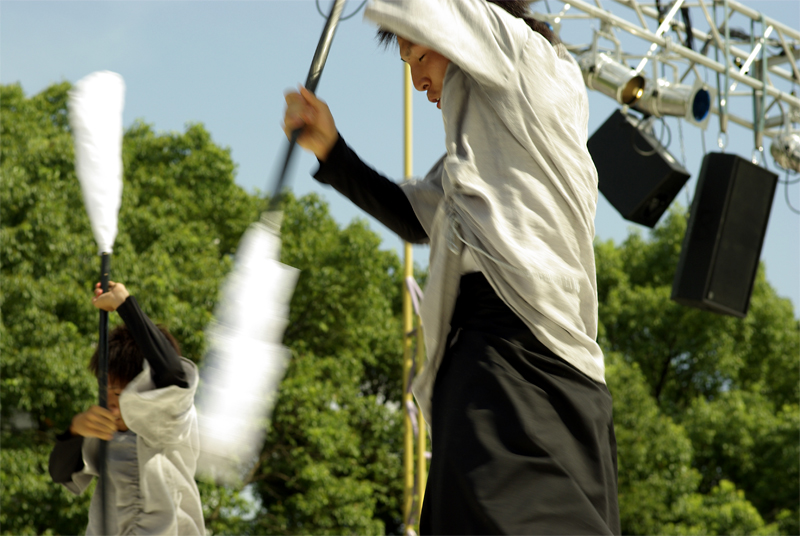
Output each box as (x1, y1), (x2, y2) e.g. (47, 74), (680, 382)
(364, 0), (534, 90)
(93, 282), (188, 389)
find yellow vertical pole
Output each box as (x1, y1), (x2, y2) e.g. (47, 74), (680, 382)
(415, 319), (427, 525)
(402, 62), (415, 529)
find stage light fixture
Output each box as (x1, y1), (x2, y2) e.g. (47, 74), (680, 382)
(770, 130), (800, 172)
(578, 51), (646, 106)
(633, 78), (713, 127)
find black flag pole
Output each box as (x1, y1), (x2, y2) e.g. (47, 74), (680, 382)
(97, 252), (111, 535)
(268, 0), (346, 211)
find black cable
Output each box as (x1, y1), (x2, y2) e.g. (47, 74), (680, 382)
(316, 0), (368, 21)
(631, 114), (657, 156)
(778, 170), (800, 185)
(655, 0), (665, 21)
(700, 36), (713, 56)
(628, 113), (672, 155)
(701, 123), (707, 156)
(680, 6), (694, 51)
(631, 131), (657, 156)
(783, 170), (800, 215)
(657, 117), (672, 149)
(341, 0), (368, 20)
(719, 25), (750, 41)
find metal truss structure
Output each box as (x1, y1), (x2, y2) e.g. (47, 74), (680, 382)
(533, 0), (800, 169)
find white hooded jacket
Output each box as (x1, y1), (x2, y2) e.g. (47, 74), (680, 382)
(64, 358), (205, 535)
(364, 0), (605, 425)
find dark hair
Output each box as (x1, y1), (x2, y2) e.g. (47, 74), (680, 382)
(377, 0), (560, 48)
(89, 324), (181, 385)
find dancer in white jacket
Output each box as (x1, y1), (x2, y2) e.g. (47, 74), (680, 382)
(49, 282), (205, 535)
(284, 1), (620, 533)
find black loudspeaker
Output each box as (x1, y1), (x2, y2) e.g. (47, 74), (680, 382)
(672, 152), (778, 317)
(588, 110), (691, 227)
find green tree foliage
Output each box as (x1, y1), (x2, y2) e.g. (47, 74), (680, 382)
(605, 351), (701, 534)
(683, 391), (799, 535)
(597, 209), (799, 534)
(1, 82), (403, 535)
(663, 480), (780, 536)
(606, 353), (781, 535)
(4, 81), (797, 536)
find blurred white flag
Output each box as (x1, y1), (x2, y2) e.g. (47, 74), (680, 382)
(197, 214), (299, 484)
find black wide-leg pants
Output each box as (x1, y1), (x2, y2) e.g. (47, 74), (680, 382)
(420, 273), (620, 535)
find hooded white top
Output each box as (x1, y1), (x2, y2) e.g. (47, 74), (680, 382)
(64, 359), (205, 535)
(364, 0), (605, 425)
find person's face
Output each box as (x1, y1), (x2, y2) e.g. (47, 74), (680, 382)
(107, 379), (130, 432)
(397, 37), (450, 109)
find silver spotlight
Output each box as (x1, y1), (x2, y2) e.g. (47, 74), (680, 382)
(633, 78), (713, 127)
(770, 130), (800, 172)
(578, 51), (646, 106)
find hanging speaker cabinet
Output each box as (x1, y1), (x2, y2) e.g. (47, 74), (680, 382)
(671, 152), (778, 317)
(588, 109), (691, 228)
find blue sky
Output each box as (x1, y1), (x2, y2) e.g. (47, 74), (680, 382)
(2, 0), (798, 312)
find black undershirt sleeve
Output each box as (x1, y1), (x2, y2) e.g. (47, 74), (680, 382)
(116, 296), (188, 390)
(49, 430), (85, 484)
(313, 135), (428, 244)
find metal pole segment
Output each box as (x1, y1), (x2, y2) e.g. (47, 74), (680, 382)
(695, 0), (726, 52)
(752, 16), (761, 154)
(721, 0), (730, 137)
(626, 0), (651, 31)
(98, 251), (111, 536)
(758, 15), (769, 152)
(710, 1), (728, 144)
(775, 30), (800, 84)
(731, 24), (773, 92)
(634, 0), (686, 73)
(402, 272), (414, 530)
(401, 62), (415, 532)
(722, 0), (800, 41)
(268, 132), (300, 211)
(268, 0), (346, 210)
(708, 104), (782, 136)
(415, 320), (427, 528)
(98, 252), (110, 407)
(304, 0), (347, 95)
(621, 0), (800, 59)
(637, 2), (796, 85)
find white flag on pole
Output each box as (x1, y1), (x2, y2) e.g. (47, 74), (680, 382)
(69, 71), (125, 254)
